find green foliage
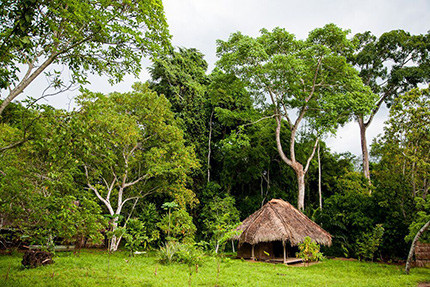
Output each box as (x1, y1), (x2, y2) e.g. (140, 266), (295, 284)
(201, 195), (240, 253)
(356, 224), (385, 261)
(157, 209), (197, 243)
(351, 30), (430, 106)
(216, 24), (376, 134)
(123, 218), (159, 256)
(405, 197), (430, 243)
(0, 102), (105, 250)
(296, 237), (324, 263)
(215, 24), (377, 210)
(373, 87), (429, 198)
(157, 241), (204, 266)
(0, 0), (171, 114)
(317, 172), (375, 258)
(74, 83), (198, 250)
(137, 203), (161, 249)
(148, 47), (210, 168)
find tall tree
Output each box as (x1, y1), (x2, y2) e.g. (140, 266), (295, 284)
(350, 30), (430, 183)
(148, 47), (210, 186)
(0, 0), (170, 116)
(73, 83), (198, 251)
(373, 87), (429, 198)
(216, 24), (376, 210)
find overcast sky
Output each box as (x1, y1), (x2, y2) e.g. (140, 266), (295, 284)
(14, 0), (430, 156)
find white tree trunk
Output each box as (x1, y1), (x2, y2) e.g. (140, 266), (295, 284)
(358, 117), (371, 187)
(297, 170), (305, 211)
(405, 220), (430, 274)
(109, 217), (120, 252)
(318, 143), (322, 210)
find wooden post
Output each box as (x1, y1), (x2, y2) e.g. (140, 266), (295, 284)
(251, 244), (255, 261)
(283, 240), (287, 264)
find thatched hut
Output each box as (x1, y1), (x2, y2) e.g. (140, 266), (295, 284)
(234, 198), (332, 263)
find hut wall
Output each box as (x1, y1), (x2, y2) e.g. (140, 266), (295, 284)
(255, 242), (274, 260)
(237, 243), (252, 259)
(415, 242), (430, 267)
(237, 242), (274, 260)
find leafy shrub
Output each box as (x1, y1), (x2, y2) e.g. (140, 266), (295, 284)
(122, 218), (160, 256)
(356, 224), (385, 261)
(158, 241), (181, 264)
(296, 236), (324, 263)
(157, 209), (196, 243)
(158, 241), (204, 265)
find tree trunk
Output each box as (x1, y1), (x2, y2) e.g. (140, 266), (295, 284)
(109, 218), (120, 252)
(318, 143), (322, 210)
(207, 110), (214, 183)
(297, 170), (305, 211)
(405, 219), (430, 274)
(358, 117), (371, 187)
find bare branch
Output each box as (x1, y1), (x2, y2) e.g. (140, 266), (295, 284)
(240, 114), (279, 129)
(304, 137), (320, 174)
(123, 173), (149, 188)
(305, 56), (323, 103)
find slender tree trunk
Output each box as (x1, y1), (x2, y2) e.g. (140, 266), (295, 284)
(207, 110), (214, 183)
(109, 218), (119, 252)
(318, 143), (322, 210)
(405, 220), (430, 274)
(297, 169), (305, 211)
(358, 117), (371, 188)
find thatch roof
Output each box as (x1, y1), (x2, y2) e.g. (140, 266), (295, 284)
(234, 199), (332, 246)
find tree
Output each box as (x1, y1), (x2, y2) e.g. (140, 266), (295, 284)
(0, 0), (170, 116)
(350, 30), (430, 183)
(201, 195), (240, 253)
(373, 87), (429, 198)
(73, 83), (198, 251)
(405, 197), (430, 274)
(216, 24), (376, 210)
(0, 102), (105, 249)
(157, 208), (197, 243)
(148, 47), (210, 185)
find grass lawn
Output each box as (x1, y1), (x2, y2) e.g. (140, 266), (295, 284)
(0, 250), (429, 287)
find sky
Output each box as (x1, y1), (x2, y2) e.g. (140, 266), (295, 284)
(10, 0), (430, 156)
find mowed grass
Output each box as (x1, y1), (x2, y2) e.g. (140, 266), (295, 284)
(0, 250), (429, 287)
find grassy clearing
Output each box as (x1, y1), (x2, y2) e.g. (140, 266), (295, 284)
(0, 250), (429, 287)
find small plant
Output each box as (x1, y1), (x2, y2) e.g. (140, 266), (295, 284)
(296, 236), (324, 264)
(356, 224), (384, 261)
(157, 241), (204, 265)
(158, 241), (181, 264)
(123, 218), (146, 257)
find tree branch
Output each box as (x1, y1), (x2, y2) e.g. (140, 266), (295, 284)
(84, 165), (114, 215)
(304, 137), (320, 174)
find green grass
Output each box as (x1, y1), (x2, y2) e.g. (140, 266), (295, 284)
(0, 250), (429, 287)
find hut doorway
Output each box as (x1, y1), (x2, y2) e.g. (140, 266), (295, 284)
(272, 241), (298, 258)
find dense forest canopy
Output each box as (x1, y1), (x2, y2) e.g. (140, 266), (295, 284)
(0, 0), (429, 263)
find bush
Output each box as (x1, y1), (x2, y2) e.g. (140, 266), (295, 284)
(296, 237), (324, 263)
(158, 241), (204, 266)
(356, 224), (384, 261)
